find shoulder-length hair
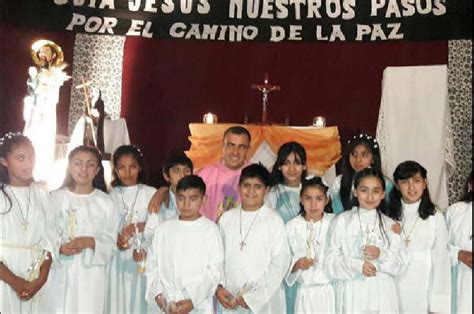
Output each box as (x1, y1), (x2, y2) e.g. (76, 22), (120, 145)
(62, 145), (107, 192)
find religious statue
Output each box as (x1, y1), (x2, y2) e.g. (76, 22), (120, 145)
(23, 40), (70, 182)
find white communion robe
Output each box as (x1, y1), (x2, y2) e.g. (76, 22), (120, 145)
(326, 207), (407, 314)
(445, 201), (472, 314)
(107, 184), (157, 314)
(145, 216), (224, 313)
(218, 205), (292, 314)
(0, 183), (52, 314)
(285, 214), (336, 314)
(144, 190), (179, 244)
(396, 201), (451, 314)
(38, 188), (116, 314)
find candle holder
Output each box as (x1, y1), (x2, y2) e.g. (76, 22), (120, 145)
(312, 116), (326, 128)
(203, 112), (218, 124)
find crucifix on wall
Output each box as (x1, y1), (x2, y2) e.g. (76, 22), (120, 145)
(251, 73), (281, 124)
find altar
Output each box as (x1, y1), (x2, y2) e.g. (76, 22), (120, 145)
(186, 123), (342, 184)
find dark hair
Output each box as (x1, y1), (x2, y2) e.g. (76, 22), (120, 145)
(176, 175), (206, 196)
(62, 146), (107, 192)
(0, 133), (33, 214)
(299, 177), (333, 217)
(352, 168), (389, 243)
(111, 145), (147, 187)
(269, 142), (307, 186)
(239, 163), (270, 187)
(340, 134), (382, 212)
(459, 171), (473, 203)
(387, 161), (436, 221)
(223, 126), (251, 143)
(162, 150), (193, 177)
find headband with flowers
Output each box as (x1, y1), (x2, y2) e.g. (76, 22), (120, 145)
(347, 133), (379, 149)
(0, 132), (24, 146)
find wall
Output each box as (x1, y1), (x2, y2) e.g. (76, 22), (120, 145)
(121, 38), (447, 185)
(0, 23), (448, 186)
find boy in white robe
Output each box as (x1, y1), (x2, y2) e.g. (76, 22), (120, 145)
(144, 151), (193, 241)
(145, 175), (224, 313)
(217, 163), (291, 313)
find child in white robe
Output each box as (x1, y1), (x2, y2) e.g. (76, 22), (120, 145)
(386, 161), (451, 314)
(326, 168), (407, 314)
(446, 171), (472, 314)
(145, 175), (223, 313)
(144, 150), (193, 241)
(286, 176), (336, 313)
(107, 145), (157, 314)
(0, 133), (53, 314)
(217, 163), (291, 313)
(39, 145), (116, 314)
(266, 141), (308, 314)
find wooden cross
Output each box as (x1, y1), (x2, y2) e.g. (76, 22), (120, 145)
(251, 73), (280, 124)
(75, 76), (93, 117)
(239, 240), (246, 251)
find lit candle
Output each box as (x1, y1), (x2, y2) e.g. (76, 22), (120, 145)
(313, 116), (326, 128)
(203, 113), (217, 124)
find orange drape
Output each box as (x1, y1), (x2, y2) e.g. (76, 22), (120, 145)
(186, 124), (341, 174)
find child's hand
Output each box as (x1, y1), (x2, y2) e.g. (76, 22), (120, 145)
(155, 294), (167, 311)
(292, 257), (314, 272)
(60, 241), (82, 256)
(216, 285), (237, 310)
(120, 224), (136, 239)
(133, 249), (147, 262)
(18, 278), (43, 301)
(11, 276), (32, 300)
(60, 237), (94, 255)
(458, 250), (473, 269)
(148, 187), (169, 214)
(391, 222), (401, 234)
(362, 261), (377, 277)
(174, 299), (194, 314)
(116, 232), (131, 250)
(236, 296), (250, 309)
(363, 245), (381, 261)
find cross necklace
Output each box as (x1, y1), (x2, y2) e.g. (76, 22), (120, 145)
(239, 209), (261, 251)
(357, 209), (378, 247)
(306, 217), (323, 259)
(9, 186), (31, 231)
(402, 215), (420, 248)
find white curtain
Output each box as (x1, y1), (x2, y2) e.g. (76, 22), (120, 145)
(376, 65), (454, 209)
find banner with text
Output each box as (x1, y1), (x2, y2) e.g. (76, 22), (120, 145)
(1, 0), (472, 43)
